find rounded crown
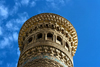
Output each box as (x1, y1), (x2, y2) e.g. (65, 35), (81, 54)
(18, 13), (78, 56)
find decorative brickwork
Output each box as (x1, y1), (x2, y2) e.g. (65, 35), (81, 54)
(23, 59), (63, 67)
(17, 13), (78, 67)
(18, 46), (73, 67)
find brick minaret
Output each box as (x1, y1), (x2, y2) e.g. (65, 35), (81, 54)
(17, 13), (78, 67)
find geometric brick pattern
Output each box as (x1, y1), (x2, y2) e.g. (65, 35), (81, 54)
(18, 46), (73, 67)
(23, 59), (64, 67)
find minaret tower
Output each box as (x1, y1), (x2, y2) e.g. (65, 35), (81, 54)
(17, 13), (78, 67)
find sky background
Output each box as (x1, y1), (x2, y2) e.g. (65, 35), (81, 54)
(0, 0), (100, 67)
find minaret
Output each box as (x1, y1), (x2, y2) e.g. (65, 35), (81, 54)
(17, 13), (78, 67)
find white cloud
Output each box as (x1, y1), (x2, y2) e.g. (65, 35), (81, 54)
(13, 32), (18, 41)
(7, 63), (16, 67)
(14, 0), (36, 8)
(17, 48), (20, 56)
(10, 2), (21, 15)
(0, 33), (18, 49)
(13, 26), (19, 31)
(6, 20), (20, 31)
(46, 0), (54, 2)
(46, 0), (66, 4)
(6, 12), (28, 31)
(0, 27), (2, 35)
(6, 22), (13, 29)
(17, 12), (29, 24)
(0, 5), (8, 19)
(21, 0), (30, 6)
(8, 36), (13, 41)
(46, 0), (70, 9)
(0, 37), (10, 49)
(7, 63), (10, 67)
(59, 0), (65, 4)
(50, 2), (58, 9)
(16, 63), (17, 67)
(0, 32), (18, 49)
(30, 1), (36, 7)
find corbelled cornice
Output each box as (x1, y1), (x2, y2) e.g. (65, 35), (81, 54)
(18, 13), (78, 56)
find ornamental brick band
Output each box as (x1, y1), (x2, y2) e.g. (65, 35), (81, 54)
(17, 46), (73, 67)
(18, 13), (78, 56)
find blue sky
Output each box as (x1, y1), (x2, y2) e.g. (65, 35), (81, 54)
(0, 0), (100, 67)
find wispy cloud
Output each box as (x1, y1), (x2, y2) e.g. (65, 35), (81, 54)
(30, 1), (36, 7)
(21, 0), (30, 6)
(7, 63), (16, 67)
(16, 63), (17, 67)
(0, 12), (29, 49)
(46, 0), (70, 9)
(0, 37), (10, 49)
(6, 22), (13, 29)
(50, 2), (58, 9)
(6, 20), (19, 31)
(0, 33), (18, 49)
(0, 4), (8, 19)
(0, 27), (2, 35)
(13, 32), (18, 41)
(8, 36), (13, 41)
(10, 1), (21, 15)
(6, 12), (29, 31)
(0, 33), (17, 49)
(17, 48), (20, 56)
(17, 12), (29, 24)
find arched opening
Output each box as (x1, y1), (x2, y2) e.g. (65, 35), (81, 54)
(56, 36), (62, 45)
(29, 29), (32, 33)
(47, 33), (53, 40)
(69, 37), (71, 42)
(57, 27), (59, 31)
(65, 42), (69, 51)
(40, 25), (42, 28)
(34, 27), (37, 30)
(51, 25), (54, 29)
(37, 33), (42, 39)
(66, 33), (68, 37)
(71, 42), (73, 46)
(26, 32), (28, 37)
(62, 30), (64, 34)
(46, 24), (48, 28)
(28, 37), (32, 43)
(23, 37), (25, 41)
